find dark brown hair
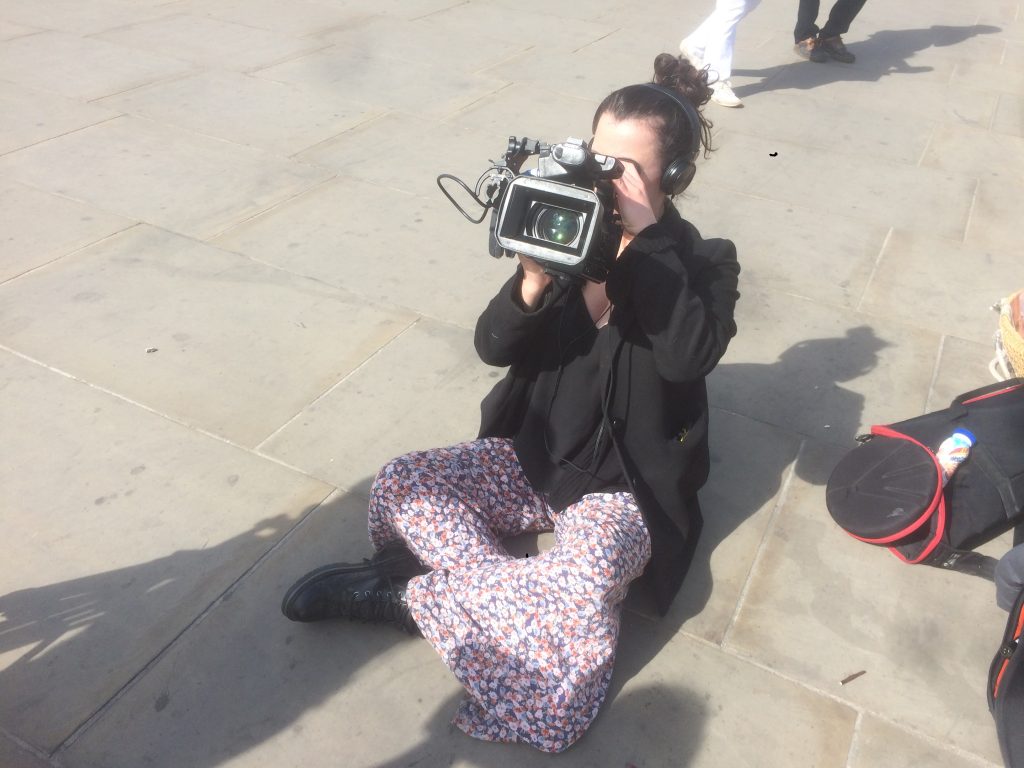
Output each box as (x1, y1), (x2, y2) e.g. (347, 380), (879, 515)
(593, 53), (714, 169)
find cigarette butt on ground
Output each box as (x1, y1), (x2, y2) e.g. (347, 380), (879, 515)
(840, 670), (867, 686)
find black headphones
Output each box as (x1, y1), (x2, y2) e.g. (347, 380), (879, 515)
(635, 82), (702, 195)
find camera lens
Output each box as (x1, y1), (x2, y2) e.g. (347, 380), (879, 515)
(529, 205), (582, 245)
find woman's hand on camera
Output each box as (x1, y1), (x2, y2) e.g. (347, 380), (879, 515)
(612, 161), (658, 237)
(518, 254), (552, 310)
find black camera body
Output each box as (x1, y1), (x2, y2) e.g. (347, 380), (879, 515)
(439, 136), (625, 283)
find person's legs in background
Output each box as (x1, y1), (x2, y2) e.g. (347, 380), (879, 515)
(793, 0), (827, 61)
(680, 0), (759, 107)
(816, 0), (868, 62)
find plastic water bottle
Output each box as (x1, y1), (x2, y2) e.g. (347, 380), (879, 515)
(936, 428), (976, 486)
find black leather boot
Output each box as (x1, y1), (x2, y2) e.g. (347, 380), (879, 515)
(281, 542), (429, 634)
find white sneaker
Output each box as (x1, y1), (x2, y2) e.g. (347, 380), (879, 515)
(678, 40), (702, 68)
(711, 80), (743, 108)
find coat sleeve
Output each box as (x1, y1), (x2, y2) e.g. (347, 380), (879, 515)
(474, 265), (563, 367)
(605, 221), (740, 383)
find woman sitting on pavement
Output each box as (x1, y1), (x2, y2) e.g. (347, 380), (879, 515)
(280, 51), (741, 753)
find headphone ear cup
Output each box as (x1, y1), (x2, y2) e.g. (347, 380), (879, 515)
(661, 158), (696, 195)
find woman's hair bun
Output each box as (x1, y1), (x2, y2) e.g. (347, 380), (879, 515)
(653, 52), (713, 112)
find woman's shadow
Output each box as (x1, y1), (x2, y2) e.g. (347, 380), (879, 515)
(612, 326), (889, 691)
(731, 24), (1001, 100)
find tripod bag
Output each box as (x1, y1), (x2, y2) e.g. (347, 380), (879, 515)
(989, 583), (1024, 767)
(826, 379), (1024, 573)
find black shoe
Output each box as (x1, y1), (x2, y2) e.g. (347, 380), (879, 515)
(281, 543), (428, 634)
(794, 36), (827, 63)
(818, 35), (855, 63)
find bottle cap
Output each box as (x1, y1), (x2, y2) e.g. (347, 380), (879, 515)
(952, 427), (976, 446)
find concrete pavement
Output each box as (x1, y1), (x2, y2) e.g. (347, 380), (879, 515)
(2, 0), (1023, 765)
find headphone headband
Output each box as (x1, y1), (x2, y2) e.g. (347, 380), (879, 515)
(635, 82), (702, 162)
(630, 82), (702, 195)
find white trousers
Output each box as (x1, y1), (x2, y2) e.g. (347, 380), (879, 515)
(682, 0), (760, 83)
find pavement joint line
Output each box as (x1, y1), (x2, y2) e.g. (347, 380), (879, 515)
(0, 114), (124, 160)
(0, 342), (332, 485)
(285, 108), (396, 161)
(0, 723), (58, 767)
(843, 710), (864, 768)
(242, 40), (336, 77)
(84, 68), (201, 106)
(666, 623), (1001, 765)
(203, 169), (343, 242)
(253, 316), (422, 452)
(571, 28), (621, 55)
(854, 225), (892, 313)
(0, 222), (142, 287)
(925, 334), (948, 412)
(962, 176), (982, 243)
(710, 631), (1002, 767)
(408, 0), (471, 23)
(719, 438), (803, 649)
(51, 486), (338, 757)
(988, 93), (1002, 130)
(443, 80), (516, 116)
(915, 121), (936, 168)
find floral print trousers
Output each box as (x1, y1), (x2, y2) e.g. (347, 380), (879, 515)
(367, 437), (652, 753)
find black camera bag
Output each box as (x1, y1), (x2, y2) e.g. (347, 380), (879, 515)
(989, 584), (1024, 767)
(826, 379), (1024, 573)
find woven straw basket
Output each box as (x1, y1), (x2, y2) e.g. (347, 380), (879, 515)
(993, 289), (1024, 380)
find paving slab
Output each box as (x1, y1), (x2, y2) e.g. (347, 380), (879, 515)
(929, 336), (1005, 411)
(158, 0), (375, 38)
(0, 177), (134, 283)
(211, 175), (510, 328)
(627, 409), (805, 645)
(922, 121), (1024, 183)
(704, 130), (977, 241)
(964, 175), (1024, 252)
(256, 46), (509, 122)
(441, 83), (600, 148)
(94, 70), (385, 157)
(681, 184), (888, 308)
(850, 716), (999, 768)
(57, 491), (465, 768)
(992, 92), (1024, 138)
(481, 27), (683, 104)
(0, 81), (119, 156)
(316, 9), (532, 72)
(0, 19), (39, 40)
(0, 117), (332, 240)
(709, 287), (939, 447)
(732, 50), (1000, 128)
(858, 229), (1021, 343)
(60, 488), (859, 767)
(954, 57), (1024, 98)
(0, 0), (173, 36)
(0, 350), (333, 751)
(95, 13), (328, 72)
(259, 318), (498, 493)
(0, 225), (416, 447)
(0, 30), (194, 102)
(0, 733), (51, 768)
(706, 86), (934, 166)
(296, 111), (503, 197)
(725, 438), (1007, 763)
(608, 620), (859, 768)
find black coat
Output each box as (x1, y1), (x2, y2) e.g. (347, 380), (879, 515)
(475, 204), (740, 615)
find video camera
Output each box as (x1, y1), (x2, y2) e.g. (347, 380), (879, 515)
(438, 136), (625, 283)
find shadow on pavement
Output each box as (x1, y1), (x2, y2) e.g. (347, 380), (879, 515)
(0, 329), (887, 764)
(733, 24), (1001, 99)
(611, 327), (889, 691)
